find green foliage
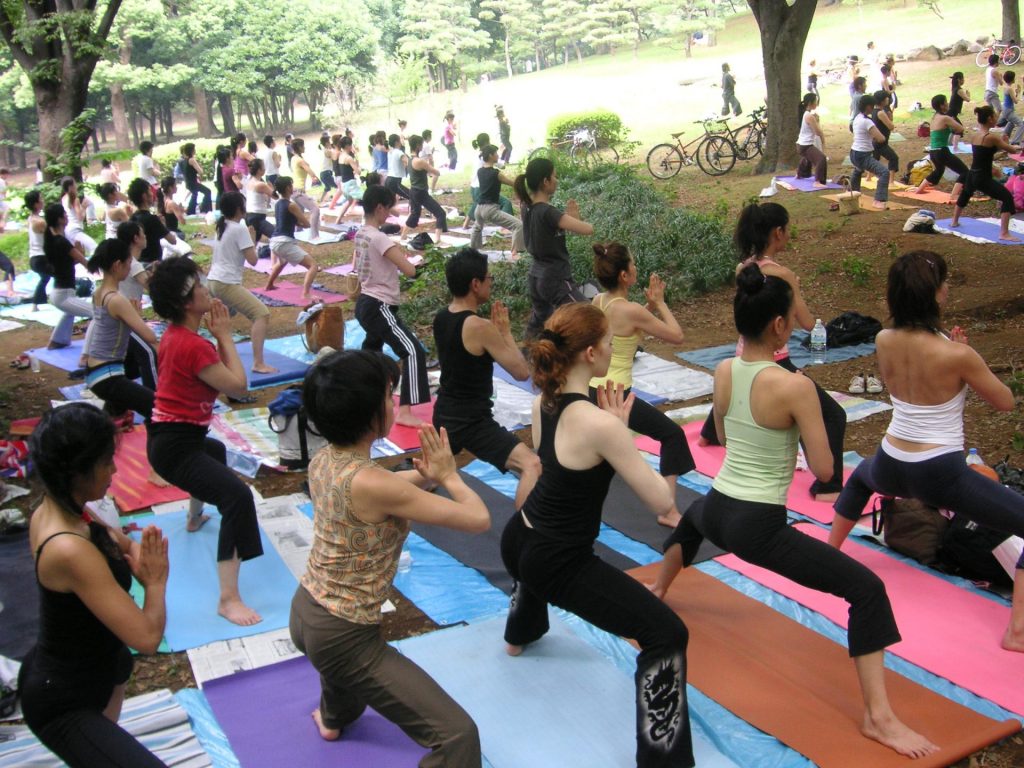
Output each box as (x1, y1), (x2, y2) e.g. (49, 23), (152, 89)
(547, 110), (627, 146)
(0, 231), (29, 268)
(46, 108), (98, 180)
(841, 255), (871, 287)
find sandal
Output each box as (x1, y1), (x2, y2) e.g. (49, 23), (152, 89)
(9, 354), (29, 370)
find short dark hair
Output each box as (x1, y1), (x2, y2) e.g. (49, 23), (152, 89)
(98, 182), (119, 202)
(445, 247), (488, 297)
(989, 53), (1001, 66)
(127, 177), (151, 207)
(263, 135), (274, 147)
(181, 142), (196, 158)
(887, 250), (947, 333)
(304, 350), (400, 445)
(408, 135), (423, 154)
(116, 219), (142, 246)
(274, 176), (293, 196)
(139, 141), (154, 154)
(362, 184), (395, 216)
(149, 256), (201, 323)
(24, 189), (41, 210)
(931, 93), (948, 112)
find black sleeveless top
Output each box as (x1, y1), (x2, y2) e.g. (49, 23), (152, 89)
(478, 166), (501, 205)
(339, 154), (356, 183)
(433, 308), (493, 418)
(522, 393), (615, 546)
(163, 211), (180, 232)
(183, 158), (198, 187)
(970, 143), (997, 175)
(949, 91), (964, 120)
(409, 164), (429, 190)
(871, 108), (891, 142)
(273, 198), (297, 238)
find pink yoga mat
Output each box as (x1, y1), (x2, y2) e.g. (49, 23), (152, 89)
(386, 398), (435, 451)
(244, 257), (307, 276)
(717, 522), (1024, 717)
(324, 263), (354, 276)
(251, 282), (347, 306)
(111, 427), (189, 512)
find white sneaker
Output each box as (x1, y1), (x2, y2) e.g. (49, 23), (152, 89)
(866, 374), (884, 394)
(848, 374), (865, 394)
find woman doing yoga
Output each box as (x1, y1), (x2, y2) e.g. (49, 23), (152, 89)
(653, 263), (937, 759)
(849, 94), (890, 209)
(290, 350), (487, 766)
(910, 94), (968, 202)
(588, 242), (692, 528)
(830, 251), (1024, 654)
(501, 302), (694, 768)
(20, 403), (168, 768)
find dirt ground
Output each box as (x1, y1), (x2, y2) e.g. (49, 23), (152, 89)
(3, 122), (1024, 765)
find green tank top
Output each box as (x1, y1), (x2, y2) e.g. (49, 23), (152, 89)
(712, 358), (799, 506)
(409, 164), (428, 190)
(929, 127), (951, 150)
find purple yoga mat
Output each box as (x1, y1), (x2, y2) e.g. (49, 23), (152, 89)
(324, 263), (355, 276)
(203, 655), (429, 766)
(935, 217), (1024, 245)
(244, 257), (308, 276)
(776, 175), (843, 192)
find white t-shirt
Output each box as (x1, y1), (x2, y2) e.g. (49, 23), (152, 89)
(851, 114), (875, 152)
(208, 219), (255, 285)
(136, 154), (158, 185)
(356, 225), (403, 305)
(257, 146), (279, 176)
(420, 141), (434, 159)
(987, 65), (1001, 93)
(469, 154), (485, 189)
(118, 258), (147, 302)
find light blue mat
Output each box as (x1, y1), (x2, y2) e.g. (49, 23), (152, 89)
(395, 615), (739, 768)
(677, 329), (876, 371)
(128, 508), (298, 651)
(264, 323), (400, 364)
(0, 302), (64, 327)
(26, 339), (85, 371)
(234, 342), (310, 389)
(491, 361), (666, 405)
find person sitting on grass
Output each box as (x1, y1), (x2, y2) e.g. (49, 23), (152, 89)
(265, 176), (321, 300)
(146, 256), (264, 627)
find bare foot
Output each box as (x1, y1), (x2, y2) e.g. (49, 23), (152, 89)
(999, 232), (1021, 242)
(506, 643), (524, 657)
(312, 709), (341, 741)
(949, 220), (961, 228)
(147, 470), (170, 487)
(186, 513), (210, 532)
(251, 362), (279, 374)
(871, 201), (887, 210)
(657, 510), (682, 528)
(301, 293), (315, 301)
(812, 182), (829, 189)
(1002, 627), (1024, 652)
(218, 597), (262, 626)
(861, 713), (939, 759)
(263, 282), (276, 291)
(47, 341), (69, 350)
(814, 491), (840, 503)
(646, 582), (667, 600)
(697, 436), (711, 447)
(394, 412), (424, 428)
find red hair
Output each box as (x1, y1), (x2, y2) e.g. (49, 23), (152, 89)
(529, 303), (607, 412)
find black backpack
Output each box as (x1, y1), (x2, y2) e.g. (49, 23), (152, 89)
(824, 311), (882, 348)
(937, 514), (1012, 587)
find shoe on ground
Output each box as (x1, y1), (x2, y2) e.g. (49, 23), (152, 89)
(866, 374), (883, 394)
(848, 374), (865, 394)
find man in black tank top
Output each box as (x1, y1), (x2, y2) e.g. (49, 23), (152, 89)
(433, 248), (541, 508)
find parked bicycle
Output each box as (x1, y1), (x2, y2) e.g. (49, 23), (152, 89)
(646, 117), (736, 178)
(720, 106), (768, 161)
(528, 127), (619, 167)
(977, 37), (1021, 66)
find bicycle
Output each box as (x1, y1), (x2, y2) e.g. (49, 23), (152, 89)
(977, 37), (1021, 67)
(646, 117), (736, 178)
(528, 127), (619, 166)
(719, 106), (768, 161)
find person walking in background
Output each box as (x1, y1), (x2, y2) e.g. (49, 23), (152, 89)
(442, 110), (458, 170)
(496, 106), (513, 165)
(721, 63), (742, 117)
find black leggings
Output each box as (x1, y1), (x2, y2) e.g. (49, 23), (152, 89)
(245, 213), (275, 242)
(354, 294), (430, 407)
(699, 356), (846, 495)
(89, 374), (154, 421)
(501, 514), (694, 768)
(406, 187), (447, 231)
(925, 147), (968, 186)
(525, 273), (584, 339)
(30, 255), (52, 306)
(385, 176), (410, 200)
(147, 422), (263, 562)
(29, 707), (167, 768)
(956, 170), (1016, 213)
(589, 387), (695, 478)
(124, 334), (158, 392)
(872, 142), (899, 172)
(676, 489), (900, 657)
(186, 183), (212, 215)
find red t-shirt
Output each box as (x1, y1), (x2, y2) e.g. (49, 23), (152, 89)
(152, 324), (222, 426)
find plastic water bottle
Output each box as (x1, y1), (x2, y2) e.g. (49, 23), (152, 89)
(810, 319), (827, 365)
(398, 549), (413, 573)
(966, 448), (985, 466)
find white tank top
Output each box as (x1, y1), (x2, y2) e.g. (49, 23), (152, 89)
(105, 204), (124, 240)
(28, 217), (45, 257)
(469, 155), (485, 189)
(246, 181), (271, 214)
(987, 65), (1001, 92)
(63, 195), (84, 232)
(850, 113), (875, 152)
(886, 385), (967, 449)
(797, 112), (817, 146)
(258, 146), (278, 176)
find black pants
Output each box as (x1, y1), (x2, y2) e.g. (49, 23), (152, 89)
(500, 143), (512, 164)
(89, 373), (154, 421)
(30, 255), (52, 306)
(699, 356), (846, 495)
(501, 514), (694, 768)
(123, 334), (158, 392)
(186, 182), (212, 215)
(589, 387), (695, 477)
(147, 422), (263, 562)
(385, 176), (411, 201)
(797, 144), (828, 184)
(677, 489), (899, 657)
(525, 272), (584, 339)
(925, 147), (968, 186)
(957, 170), (1016, 213)
(355, 294), (430, 407)
(406, 187), (447, 231)
(245, 213), (275, 242)
(446, 142), (458, 170)
(872, 142), (900, 172)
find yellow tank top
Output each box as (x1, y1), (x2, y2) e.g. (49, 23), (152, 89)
(589, 295), (642, 389)
(291, 155), (309, 191)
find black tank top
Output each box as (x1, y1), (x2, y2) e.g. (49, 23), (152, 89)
(339, 154), (356, 182)
(970, 143), (997, 175)
(478, 166), (501, 205)
(409, 164), (428, 190)
(163, 211), (179, 232)
(949, 91), (964, 119)
(183, 158), (198, 187)
(433, 308), (493, 417)
(522, 393), (615, 546)
(871, 108), (891, 141)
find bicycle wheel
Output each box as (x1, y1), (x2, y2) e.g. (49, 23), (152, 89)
(698, 135), (736, 176)
(1004, 45), (1021, 66)
(977, 47), (994, 67)
(732, 126), (755, 160)
(592, 144), (619, 165)
(646, 144), (684, 179)
(528, 146), (554, 162)
(569, 143), (590, 167)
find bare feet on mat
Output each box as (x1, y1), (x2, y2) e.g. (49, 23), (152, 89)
(394, 412), (424, 428)
(186, 513), (210, 532)
(646, 583), (667, 600)
(949, 220), (961, 228)
(1002, 627), (1024, 652)
(147, 470), (170, 487)
(813, 182), (829, 189)
(696, 436), (711, 447)
(813, 491), (840, 503)
(657, 510), (681, 528)
(505, 643), (524, 657)
(263, 282), (276, 291)
(219, 597), (262, 626)
(999, 232), (1021, 242)
(312, 709), (341, 741)
(301, 293), (315, 302)
(861, 713), (939, 759)
(252, 362), (279, 374)
(871, 200), (887, 210)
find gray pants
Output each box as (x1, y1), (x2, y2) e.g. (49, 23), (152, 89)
(986, 90), (1002, 116)
(49, 288), (94, 348)
(849, 149), (890, 202)
(471, 203), (524, 253)
(289, 586), (481, 768)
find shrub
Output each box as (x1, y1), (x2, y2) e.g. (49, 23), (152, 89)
(547, 110), (627, 148)
(151, 138), (224, 181)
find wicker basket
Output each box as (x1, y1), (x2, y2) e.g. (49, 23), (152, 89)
(837, 189), (861, 215)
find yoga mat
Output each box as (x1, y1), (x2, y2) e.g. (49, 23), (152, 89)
(891, 187), (961, 205)
(630, 352), (714, 402)
(294, 229), (344, 245)
(0, 530), (38, 661)
(775, 175), (843, 192)
(0, 319), (22, 333)
(492, 361), (666, 405)
(935, 216), (1024, 245)
(0, 302), (65, 327)
(386, 397), (434, 450)
(394, 615), (739, 768)
(209, 407), (281, 469)
(111, 426), (190, 512)
(860, 177), (910, 191)
(251, 282), (346, 307)
(203, 655), (429, 767)
(234, 342), (310, 389)
(719, 522), (1024, 717)
(323, 262), (354, 276)
(627, 562), (1021, 768)
(490, 377), (533, 430)
(244, 256), (307, 276)
(677, 330), (876, 371)
(827, 390), (893, 422)
(25, 340), (85, 372)
(822, 193), (915, 211)
(129, 509), (298, 651)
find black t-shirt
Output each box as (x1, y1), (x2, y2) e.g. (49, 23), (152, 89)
(522, 202), (570, 279)
(133, 210), (169, 263)
(477, 167), (501, 205)
(871, 108), (891, 142)
(44, 233), (75, 289)
(433, 308), (494, 419)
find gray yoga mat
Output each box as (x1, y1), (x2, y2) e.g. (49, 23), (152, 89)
(0, 530), (39, 661)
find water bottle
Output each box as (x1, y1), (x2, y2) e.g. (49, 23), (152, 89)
(966, 448), (984, 466)
(810, 319), (827, 365)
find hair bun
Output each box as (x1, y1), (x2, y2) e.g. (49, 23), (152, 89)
(736, 262), (766, 294)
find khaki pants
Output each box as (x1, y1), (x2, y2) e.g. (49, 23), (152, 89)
(289, 587), (481, 768)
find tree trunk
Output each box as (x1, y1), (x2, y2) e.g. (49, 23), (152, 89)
(217, 95), (236, 136)
(1003, 0), (1021, 43)
(749, 0), (818, 173)
(35, 80), (89, 181)
(148, 108), (157, 144)
(504, 29), (513, 78)
(110, 84), (131, 148)
(193, 85), (217, 137)
(269, 96), (280, 129)
(91, 130), (100, 153)
(685, 33), (693, 58)
(573, 41), (583, 63)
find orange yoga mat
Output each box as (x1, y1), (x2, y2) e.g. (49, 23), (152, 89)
(627, 562), (1021, 768)
(111, 426), (189, 512)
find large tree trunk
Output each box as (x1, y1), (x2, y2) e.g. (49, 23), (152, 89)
(504, 29), (513, 78)
(1003, 0), (1021, 42)
(217, 95), (236, 136)
(110, 84), (131, 149)
(749, 0), (817, 173)
(35, 79), (90, 181)
(194, 85), (216, 137)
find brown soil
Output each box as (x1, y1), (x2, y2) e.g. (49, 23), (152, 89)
(3, 132), (1023, 764)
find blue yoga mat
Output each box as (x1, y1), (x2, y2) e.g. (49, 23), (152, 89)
(677, 329), (876, 371)
(129, 509), (298, 651)
(27, 340), (86, 371)
(233, 342), (310, 389)
(935, 216), (1024, 245)
(395, 615), (739, 768)
(0, 530), (38, 661)
(491, 362), (666, 405)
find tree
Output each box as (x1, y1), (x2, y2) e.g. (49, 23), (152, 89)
(1003, 0), (1020, 43)
(0, 0), (123, 178)
(399, 0), (489, 91)
(479, 0), (536, 77)
(748, 0), (817, 172)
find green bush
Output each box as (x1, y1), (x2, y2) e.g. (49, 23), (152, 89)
(151, 138), (224, 181)
(547, 110), (627, 147)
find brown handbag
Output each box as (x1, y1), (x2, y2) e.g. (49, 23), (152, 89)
(303, 304), (345, 353)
